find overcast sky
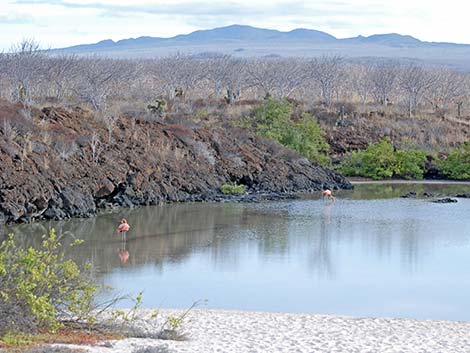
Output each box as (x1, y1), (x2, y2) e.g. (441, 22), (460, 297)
(1, 0), (469, 50)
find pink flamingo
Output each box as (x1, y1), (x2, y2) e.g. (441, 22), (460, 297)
(116, 218), (130, 241)
(322, 189), (335, 203)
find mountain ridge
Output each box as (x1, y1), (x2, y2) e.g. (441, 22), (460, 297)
(53, 24), (470, 71)
(59, 24), (470, 50)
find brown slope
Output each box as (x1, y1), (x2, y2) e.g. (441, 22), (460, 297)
(0, 100), (351, 224)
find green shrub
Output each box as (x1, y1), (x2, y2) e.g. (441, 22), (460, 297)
(395, 149), (427, 179)
(220, 184), (245, 195)
(338, 138), (426, 180)
(248, 98), (330, 166)
(0, 230), (98, 336)
(282, 113), (330, 166)
(250, 97), (293, 142)
(438, 142), (470, 180)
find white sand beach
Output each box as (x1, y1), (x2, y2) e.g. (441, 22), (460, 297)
(53, 309), (470, 353)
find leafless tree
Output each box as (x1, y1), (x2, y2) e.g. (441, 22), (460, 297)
(0, 53), (10, 99)
(275, 59), (309, 98)
(206, 55), (246, 102)
(246, 59), (280, 98)
(55, 140), (78, 160)
(398, 65), (436, 117)
(308, 55), (344, 107)
(369, 61), (399, 106)
(43, 54), (79, 101)
(2, 119), (18, 142)
(5, 39), (45, 103)
(89, 131), (103, 164)
(71, 57), (135, 110)
(0, 41), (468, 123)
(425, 69), (466, 115)
(348, 63), (374, 107)
(100, 113), (120, 144)
(151, 54), (208, 101)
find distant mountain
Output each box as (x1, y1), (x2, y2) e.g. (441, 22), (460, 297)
(283, 28), (336, 42)
(172, 24), (283, 42)
(343, 33), (423, 48)
(54, 24), (470, 71)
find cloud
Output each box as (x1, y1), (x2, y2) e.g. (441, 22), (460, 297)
(0, 13), (34, 24)
(12, 0), (388, 19)
(6, 0), (468, 48)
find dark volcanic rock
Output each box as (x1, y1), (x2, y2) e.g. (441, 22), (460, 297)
(400, 191), (417, 198)
(455, 193), (470, 198)
(431, 198), (458, 204)
(44, 207), (67, 220)
(0, 100), (352, 224)
(95, 178), (116, 198)
(60, 187), (96, 217)
(423, 192), (436, 198)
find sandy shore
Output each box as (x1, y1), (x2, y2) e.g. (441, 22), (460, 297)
(51, 309), (470, 353)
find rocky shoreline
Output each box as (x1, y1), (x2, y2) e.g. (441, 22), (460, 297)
(0, 101), (351, 225)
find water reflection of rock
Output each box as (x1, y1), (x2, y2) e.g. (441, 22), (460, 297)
(3, 204), (269, 274)
(3, 202), (340, 278)
(4, 184), (469, 281)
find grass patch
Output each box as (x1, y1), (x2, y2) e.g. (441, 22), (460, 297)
(0, 327), (122, 349)
(221, 184), (245, 195)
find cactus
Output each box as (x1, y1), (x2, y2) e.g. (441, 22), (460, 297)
(18, 85), (26, 102)
(223, 89), (240, 104)
(147, 98), (167, 118)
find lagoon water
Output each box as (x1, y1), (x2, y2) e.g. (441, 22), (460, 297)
(5, 183), (470, 321)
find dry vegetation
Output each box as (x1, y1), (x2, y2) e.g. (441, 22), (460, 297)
(0, 39), (469, 155)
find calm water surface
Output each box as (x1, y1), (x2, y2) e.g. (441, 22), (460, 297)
(5, 183), (470, 321)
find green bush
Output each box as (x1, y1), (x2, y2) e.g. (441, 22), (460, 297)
(250, 97), (292, 142)
(338, 138), (426, 180)
(221, 184), (246, 195)
(0, 230), (98, 336)
(438, 142), (470, 180)
(394, 149), (427, 179)
(249, 98), (330, 166)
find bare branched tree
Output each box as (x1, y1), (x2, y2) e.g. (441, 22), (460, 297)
(43, 54), (79, 101)
(89, 131), (103, 164)
(308, 55), (344, 107)
(71, 57), (135, 110)
(348, 63), (374, 107)
(370, 61), (399, 106)
(55, 140), (78, 160)
(6, 38), (45, 103)
(0, 39), (468, 120)
(398, 65), (436, 117)
(100, 113), (120, 144)
(246, 59), (280, 98)
(206, 55), (246, 103)
(425, 69), (466, 115)
(151, 54), (208, 101)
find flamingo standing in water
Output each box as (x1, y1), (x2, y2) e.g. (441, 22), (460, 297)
(322, 189), (335, 203)
(116, 218), (130, 241)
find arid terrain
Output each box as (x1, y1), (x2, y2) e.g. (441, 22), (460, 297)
(0, 99), (350, 224)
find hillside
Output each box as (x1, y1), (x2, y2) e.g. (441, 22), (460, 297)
(54, 24), (470, 70)
(0, 100), (350, 224)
